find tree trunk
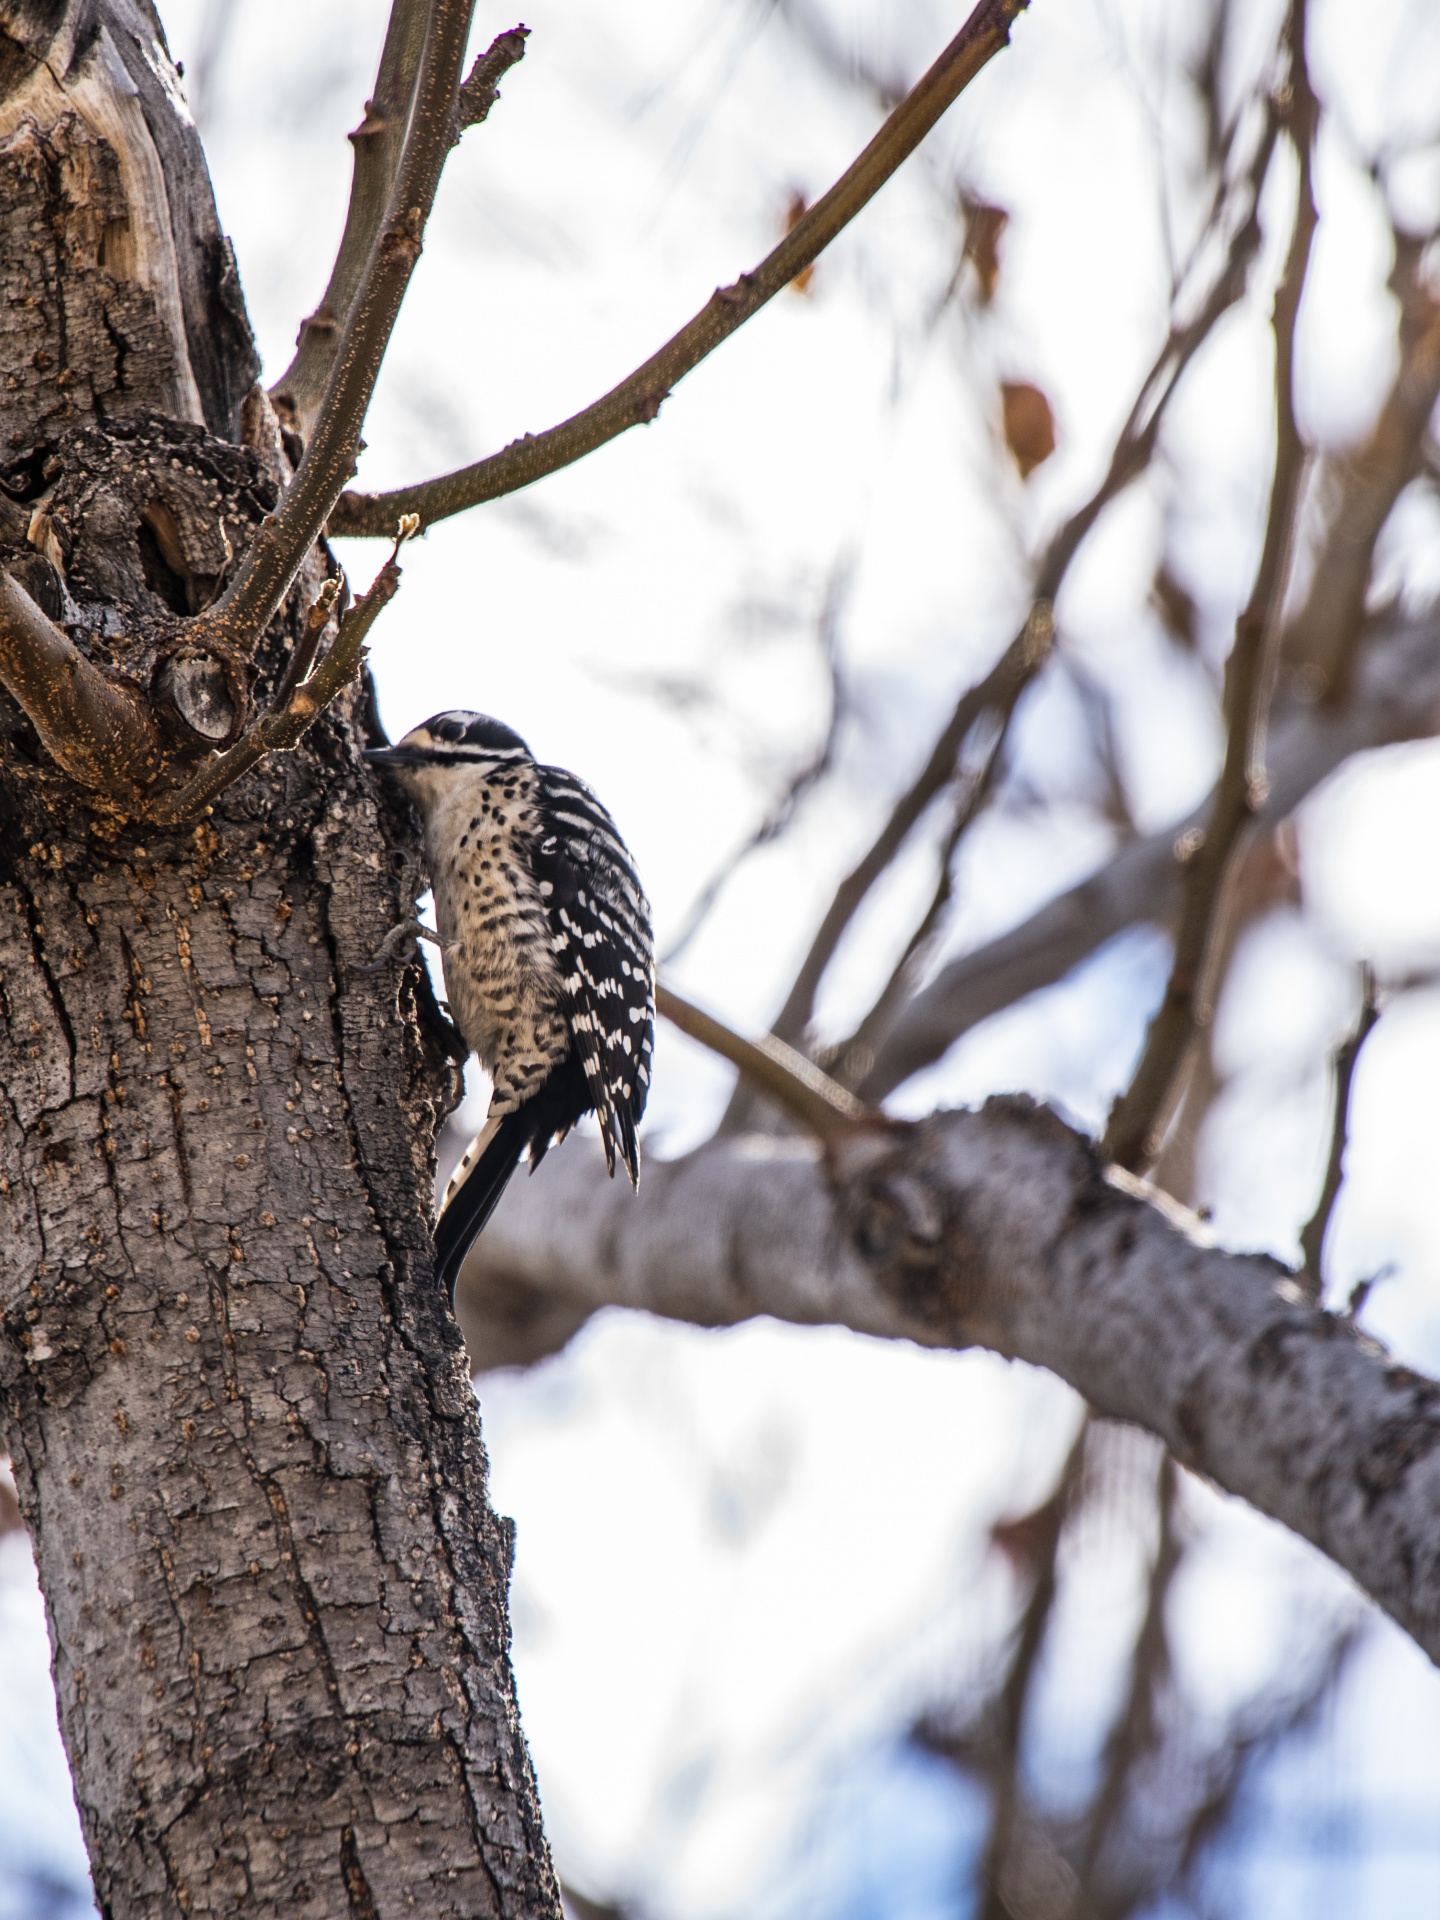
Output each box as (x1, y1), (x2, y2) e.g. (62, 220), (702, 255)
(0, 6), (558, 1916)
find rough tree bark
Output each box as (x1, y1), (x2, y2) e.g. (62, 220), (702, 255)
(0, 6), (557, 1917)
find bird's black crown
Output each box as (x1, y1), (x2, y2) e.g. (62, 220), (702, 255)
(426, 711), (531, 756)
(365, 710), (533, 771)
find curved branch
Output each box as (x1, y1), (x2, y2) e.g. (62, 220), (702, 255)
(465, 1100), (1440, 1665)
(0, 571), (163, 801)
(328, 0), (1034, 537)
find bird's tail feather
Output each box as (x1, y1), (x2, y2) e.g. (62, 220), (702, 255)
(433, 1109), (528, 1304)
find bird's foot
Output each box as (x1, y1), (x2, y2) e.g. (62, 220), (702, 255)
(357, 916), (445, 972)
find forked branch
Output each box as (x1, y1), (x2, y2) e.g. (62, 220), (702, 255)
(329, 0), (1034, 537)
(186, 9), (523, 666)
(151, 523), (417, 826)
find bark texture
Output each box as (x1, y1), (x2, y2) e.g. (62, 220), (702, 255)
(466, 1106), (1440, 1663)
(0, 7), (559, 1917)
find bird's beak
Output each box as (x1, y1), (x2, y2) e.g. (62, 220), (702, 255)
(363, 745), (421, 770)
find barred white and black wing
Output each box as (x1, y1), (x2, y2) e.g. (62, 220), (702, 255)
(532, 764), (654, 1183)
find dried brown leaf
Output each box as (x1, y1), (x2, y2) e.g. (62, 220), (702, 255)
(1001, 381), (1056, 477)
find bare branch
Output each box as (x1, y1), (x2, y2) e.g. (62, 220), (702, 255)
(328, 0), (1035, 538)
(1149, 825), (1301, 1206)
(0, 571), (163, 802)
(270, 0), (434, 440)
(864, 313), (1440, 1101)
(662, 555), (852, 966)
(272, 15), (530, 438)
(762, 602), (1055, 1060)
(656, 984), (874, 1149)
(825, 700), (1011, 1091)
(467, 1098), (1440, 1663)
(271, 574), (343, 709)
(187, 9), (521, 665)
(1174, 1618), (1365, 1893)
(1298, 967), (1379, 1298)
(723, 106), (1277, 1118)
(1105, 2), (1320, 1169)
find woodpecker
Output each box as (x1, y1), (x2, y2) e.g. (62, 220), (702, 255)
(365, 711), (654, 1300)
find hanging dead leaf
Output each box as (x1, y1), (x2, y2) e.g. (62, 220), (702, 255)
(1000, 381), (1056, 478)
(785, 191), (815, 296)
(961, 196), (1008, 303)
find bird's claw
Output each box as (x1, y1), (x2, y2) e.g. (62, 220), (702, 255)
(358, 916), (443, 972)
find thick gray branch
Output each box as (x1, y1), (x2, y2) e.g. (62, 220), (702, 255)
(465, 1103), (1440, 1662)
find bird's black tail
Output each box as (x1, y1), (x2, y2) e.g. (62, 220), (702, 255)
(433, 1109), (528, 1304)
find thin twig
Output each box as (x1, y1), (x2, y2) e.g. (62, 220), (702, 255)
(0, 571), (164, 801)
(271, 575), (341, 707)
(328, 0), (1034, 538)
(1298, 965), (1379, 1299)
(662, 554), (852, 966)
(1149, 826), (1301, 1207)
(1174, 1619), (1364, 1896)
(1282, 221), (1440, 700)
(186, 11), (522, 665)
(1104, 0), (1318, 1171)
(824, 700), (1011, 1090)
(151, 524), (416, 825)
(656, 983), (874, 1149)
(270, 0), (434, 439)
(765, 602), (1056, 1059)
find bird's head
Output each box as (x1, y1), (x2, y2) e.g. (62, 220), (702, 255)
(364, 711), (534, 808)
